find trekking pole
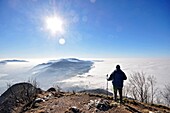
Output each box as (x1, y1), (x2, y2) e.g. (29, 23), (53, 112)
(106, 74), (108, 98)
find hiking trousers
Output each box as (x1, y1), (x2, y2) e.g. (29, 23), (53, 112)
(113, 86), (123, 103)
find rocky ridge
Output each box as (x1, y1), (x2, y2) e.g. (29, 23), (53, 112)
(0, 83), (170, 113)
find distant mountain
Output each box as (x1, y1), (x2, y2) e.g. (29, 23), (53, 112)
(79, 88), (113, 96)
(31, 58), (94, 81)
(0, 60), (28, 64)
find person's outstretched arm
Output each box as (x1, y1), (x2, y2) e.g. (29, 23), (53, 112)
(107, 71), (114, 81)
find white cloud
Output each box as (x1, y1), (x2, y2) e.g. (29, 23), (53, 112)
(0, 58), (170, 94)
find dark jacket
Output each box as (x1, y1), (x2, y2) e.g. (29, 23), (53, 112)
(108, 69), (127, 88)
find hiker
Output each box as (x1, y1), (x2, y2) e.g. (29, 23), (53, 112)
(107, 65), (127, 103)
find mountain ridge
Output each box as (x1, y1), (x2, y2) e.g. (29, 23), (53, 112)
(30, 58), (94, 82)
(0, 60), (28, 64)
(0, 82), (170, 113)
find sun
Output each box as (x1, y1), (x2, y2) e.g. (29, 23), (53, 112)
(45, 16), (64, 35)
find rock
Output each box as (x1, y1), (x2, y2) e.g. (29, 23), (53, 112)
(31, 98), (45, 108)
(65, 106), (81, 113)
(34, 98), (45, 103)
(47, 87), (56, 92)
(36, 88), (43, 94)
(86, 99), (110, 111)
(0, 82), (39, 113)
(110, 102), (119, 107)
(95, 99), (110, 111)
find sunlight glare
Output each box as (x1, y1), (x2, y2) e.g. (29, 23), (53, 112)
(46, 16), (64, 35)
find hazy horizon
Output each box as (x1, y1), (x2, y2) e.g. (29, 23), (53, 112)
(0, 57), (170, 95)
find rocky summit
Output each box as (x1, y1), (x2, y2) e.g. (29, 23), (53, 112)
(0, 83), (170, 113)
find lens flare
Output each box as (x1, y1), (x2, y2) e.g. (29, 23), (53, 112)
(59, 38), (65, 45)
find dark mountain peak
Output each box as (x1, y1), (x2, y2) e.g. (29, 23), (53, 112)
(0, 59), (28, 64)
(79, 88), (113, 96)
(30, 58), (94, 82)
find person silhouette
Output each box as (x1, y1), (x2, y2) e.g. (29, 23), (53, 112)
(107, 65), (127, 103)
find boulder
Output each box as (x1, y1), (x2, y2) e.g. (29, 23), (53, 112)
(0, 82), (40, 113)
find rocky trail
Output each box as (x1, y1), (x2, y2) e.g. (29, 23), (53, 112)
(0, 83), (170, 113)
(23, 90), (170, 113)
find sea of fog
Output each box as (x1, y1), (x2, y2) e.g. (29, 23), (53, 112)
(0, 58), (170, 95)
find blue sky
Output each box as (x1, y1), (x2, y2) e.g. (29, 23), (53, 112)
(0, 0), (170, 58)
